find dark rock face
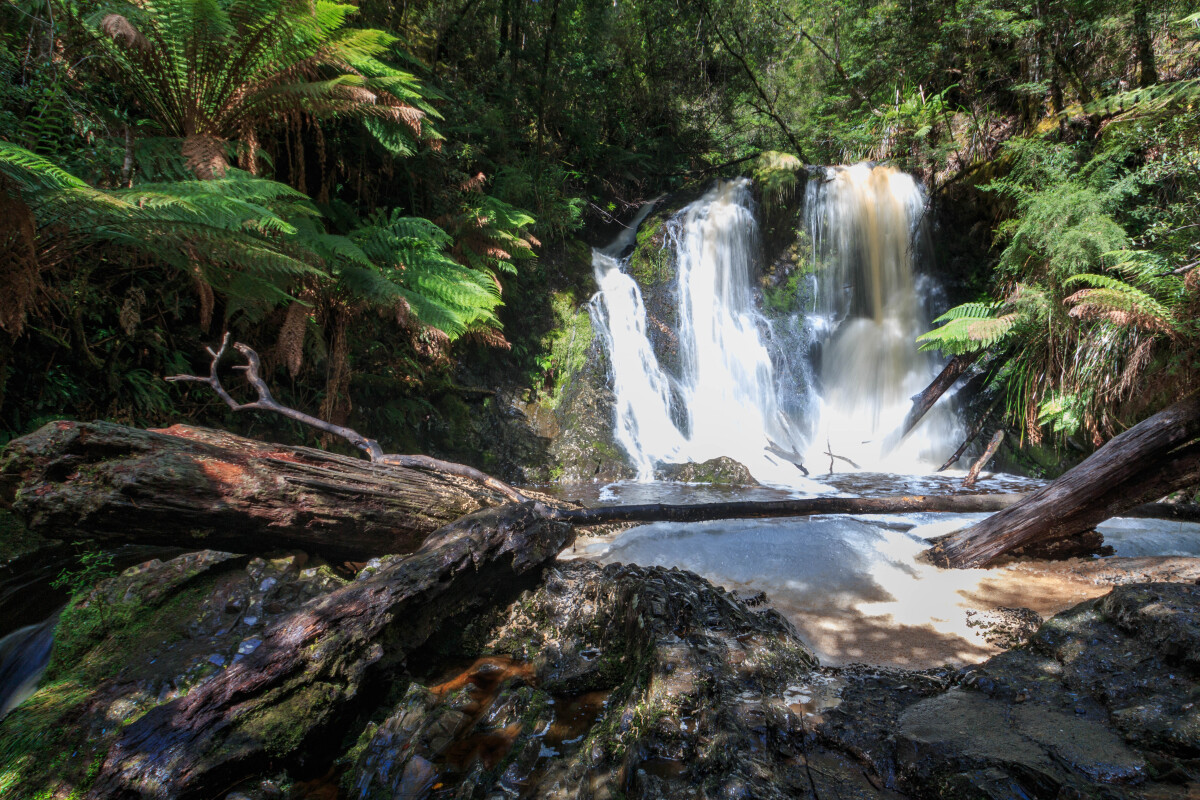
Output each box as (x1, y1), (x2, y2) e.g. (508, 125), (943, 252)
(547, 346), (637, 483)
(655, 456), (759, 486)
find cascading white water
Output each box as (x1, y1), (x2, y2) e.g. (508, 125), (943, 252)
(591, 180), (811, 485)
(803, 164), (960, 470)
(591, 164), (959, 485)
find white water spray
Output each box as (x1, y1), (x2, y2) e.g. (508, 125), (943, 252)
(591, 180), (812, 486)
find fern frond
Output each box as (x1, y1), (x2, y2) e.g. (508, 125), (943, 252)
(918, 312), (1021, 354)
(930, 301), (1002, 324)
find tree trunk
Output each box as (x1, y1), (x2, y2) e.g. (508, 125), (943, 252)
(902, 353), (978, 437)
(1133, 0), (1158, 88)
(927, 395), (1200, 568)
(87, 503), (574, 800)
(0, 420), (511, 562)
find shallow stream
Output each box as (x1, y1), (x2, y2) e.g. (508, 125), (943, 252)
(552, 473), (1200, 668)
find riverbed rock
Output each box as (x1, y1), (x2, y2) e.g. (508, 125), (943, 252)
(964, 606), (1043, 648)
(8, 525), (1200, 800)
(887, 583), (1200, 798)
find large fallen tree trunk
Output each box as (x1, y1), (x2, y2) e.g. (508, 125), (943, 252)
(87, 502), (574, 800)
(0, 420), (513, 561)
(927, 394), (1200, 568)
(5, 420), (1197, 562)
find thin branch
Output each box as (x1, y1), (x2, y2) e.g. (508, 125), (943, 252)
(824, 439), (861, 472)
(167, 335), (530, 503)
(699, 0), (807, 162)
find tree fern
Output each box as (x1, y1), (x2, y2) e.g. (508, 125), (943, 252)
(1, 141), (324, 329)
(77, 0), (440, 175)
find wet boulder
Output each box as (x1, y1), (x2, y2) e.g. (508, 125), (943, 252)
(655, 456), (759, 486)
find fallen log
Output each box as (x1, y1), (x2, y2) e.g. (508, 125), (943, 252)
(928, 394), (1200, 568)
(0, 420), (512, 561)
(902, 352), (978, 436)
(86, 502), (573, 800)
(547, 493), (1028, 525)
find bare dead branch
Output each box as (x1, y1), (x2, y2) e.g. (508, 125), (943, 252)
(963, 429), (1004, 488)
(824, 438), (861, 473)
(167, 335), (530, 503)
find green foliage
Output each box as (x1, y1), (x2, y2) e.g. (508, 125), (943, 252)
(343, 209), (505, 338)
(51, 548), (118, 635)
(79, 0), (439, 174)
(921, 124), (1200, 444)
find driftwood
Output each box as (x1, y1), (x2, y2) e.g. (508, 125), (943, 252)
(928, 394), (1200, 568)
(765, 442), (810, 476)
(902, 352), (978, 436)
(87, 503), (573, 799)
(0, 420), (513, 561)
(167, 334), (529, 503)
(962, 429), (1004, 488)
(823, 438), (862, 473)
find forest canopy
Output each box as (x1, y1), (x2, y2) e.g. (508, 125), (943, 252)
(0, 0), (1197, 468)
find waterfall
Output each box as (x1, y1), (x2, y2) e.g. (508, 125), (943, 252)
(591, 180), (810, 485)
(803, 164), (960, 470)
(591, 165), (959, 485)
(0, 612), (58, 720)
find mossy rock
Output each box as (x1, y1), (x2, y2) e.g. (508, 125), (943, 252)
(655, 456), (759, 486)
(627, 216), (672, 286)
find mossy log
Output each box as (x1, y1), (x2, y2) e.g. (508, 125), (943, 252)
(86, 503), (573, 799)
(928, 394), (1200, 568)
(0, 420), (513, 561)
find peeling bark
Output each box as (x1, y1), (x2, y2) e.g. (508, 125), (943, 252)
(0, 420), (512, 561)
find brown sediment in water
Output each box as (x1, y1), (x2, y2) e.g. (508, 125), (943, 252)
(429, 656), (537, 705)
(415, 656), (611, 795)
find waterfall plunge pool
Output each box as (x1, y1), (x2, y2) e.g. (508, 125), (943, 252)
(551, 475), (1200, 669)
